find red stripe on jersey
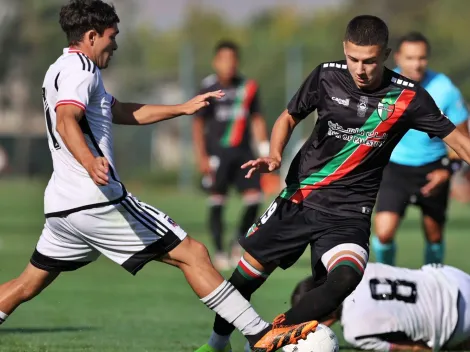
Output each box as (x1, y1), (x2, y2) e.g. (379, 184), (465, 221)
(229, 80), (258, 147)
(55, 100), (86, 111)
(290, 89), (416, 203)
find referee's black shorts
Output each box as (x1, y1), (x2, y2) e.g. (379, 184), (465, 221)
(375, 160), (450, 225)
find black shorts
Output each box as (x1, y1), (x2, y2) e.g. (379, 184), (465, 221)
(376, 160), (450, 224)
(239, 197), (370, 270)
(208, 148), (261, 195)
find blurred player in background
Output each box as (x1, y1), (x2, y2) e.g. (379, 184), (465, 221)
(193, 41), (270, 270)
(196, 15), (470, 352)
(373, 32), (469, 266)
(292, 263), (470, 351)
(0, 2), (319, 351)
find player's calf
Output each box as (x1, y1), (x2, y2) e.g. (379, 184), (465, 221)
(202, 252), (274, 351)
(0, 263), (59, 324)
(162, 237), (271, 339)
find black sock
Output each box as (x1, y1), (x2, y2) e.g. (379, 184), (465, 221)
(237, 203), (260, 240)
(209, 204), (224, 252)
(283, 265), (362, 325)
(213, 258), (269, 336)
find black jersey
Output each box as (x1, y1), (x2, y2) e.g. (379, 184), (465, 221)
(197, 74), (261, 153)
(281, 61), (456, 217)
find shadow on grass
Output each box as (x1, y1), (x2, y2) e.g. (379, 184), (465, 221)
(0, 326), (96, 334)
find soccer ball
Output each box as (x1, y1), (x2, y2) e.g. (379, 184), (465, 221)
(282, 324), (339, 352)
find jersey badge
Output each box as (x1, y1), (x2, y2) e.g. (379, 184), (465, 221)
(377, 102), (395, 121)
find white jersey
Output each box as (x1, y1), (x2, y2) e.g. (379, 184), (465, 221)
(41, 48), (125, 217)
(341, 263), (460, 351)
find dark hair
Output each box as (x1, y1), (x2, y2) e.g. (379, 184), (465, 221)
(396, 31), (431, 54)
(214, 40), (240, 58)
(344, 15), (389, 48)
(59, 0), (120, 46)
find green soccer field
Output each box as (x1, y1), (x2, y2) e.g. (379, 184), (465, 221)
(0, 179), (469, 352)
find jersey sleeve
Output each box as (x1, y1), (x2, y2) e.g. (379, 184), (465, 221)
(56, 69), (98, 111)
(407, 86), (456, 139)
(287, 65), (321, 120)
(443, 84), (468, 126)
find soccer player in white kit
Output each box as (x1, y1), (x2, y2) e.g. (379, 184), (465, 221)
(0, 1), (319, 350)
(291, 263), (470, 351)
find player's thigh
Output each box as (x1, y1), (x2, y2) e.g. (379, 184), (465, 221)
(239, 197), (311, 269)
(209, 153), (233, 195)
(68, 194), (187, 276)
(312, 212), (370, 275)
(31, 217), (100, 273)
(419, 180), (450, 228)
(375, 163), (411, 219)
(235, 151), (261, 194)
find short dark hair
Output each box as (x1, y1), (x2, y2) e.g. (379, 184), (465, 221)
(214, 40), (240, 58)
(59, 0), (120, 46)
(344, 15), (389, 48)
(396, 31), (431, 54)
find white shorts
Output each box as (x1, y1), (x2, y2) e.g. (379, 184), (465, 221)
(443, 266), (470, 348)
(31, 194), (187, 275)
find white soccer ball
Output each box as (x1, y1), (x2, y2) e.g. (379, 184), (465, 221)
(282, 324), (339, 352)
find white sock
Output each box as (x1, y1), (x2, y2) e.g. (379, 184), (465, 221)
(201, 280), (269, 336)
(0, 311), (8, 325)
(208, 331), (231, 350)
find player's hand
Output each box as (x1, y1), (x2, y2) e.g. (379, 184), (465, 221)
(241, 157), (281, 179)
(199, 155), (212, 174)
(181, 90), (225, 115)
(421, 169), (450, 197)
(84, 156), (109, 186)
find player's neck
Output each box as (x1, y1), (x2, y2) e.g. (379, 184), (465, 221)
(217, 76), (236, 87)
(69, 45), (96, 64)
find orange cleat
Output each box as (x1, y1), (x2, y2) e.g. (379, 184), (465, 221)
(250, 314), (318, 352)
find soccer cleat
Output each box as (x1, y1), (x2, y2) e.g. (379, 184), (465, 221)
(250, 314), (318, 352)
(194, 342), (232, 352)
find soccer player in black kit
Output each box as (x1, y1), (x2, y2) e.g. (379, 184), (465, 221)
(196, 15), (470, 352)
(193, 41), (269, 271)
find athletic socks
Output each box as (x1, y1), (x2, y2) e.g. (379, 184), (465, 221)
(372, 235), (396, 266)
(283, 265), (362, 325)
(0, 311), (8, 325)
(425, 241), (444, 264)
(209, 204), (224, 252)
(200, 280), (269, 337)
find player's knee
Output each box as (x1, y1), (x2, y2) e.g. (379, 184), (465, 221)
(184, 237), (212, 267)
(375, 230), (395, 243)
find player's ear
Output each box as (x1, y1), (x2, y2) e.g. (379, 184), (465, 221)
(343, 41), (347, 55)
(87, 30), (98, 46)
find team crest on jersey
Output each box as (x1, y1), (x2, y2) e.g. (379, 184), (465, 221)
(165, 216), (179, 228)
(377, 102), (395, 121)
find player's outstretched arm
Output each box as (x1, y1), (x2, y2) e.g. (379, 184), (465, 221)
(241, 109), (300, 178)
(443, 128), (470, 166)
(56, 105), (109, 186)
(111, 90), (224, 125)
